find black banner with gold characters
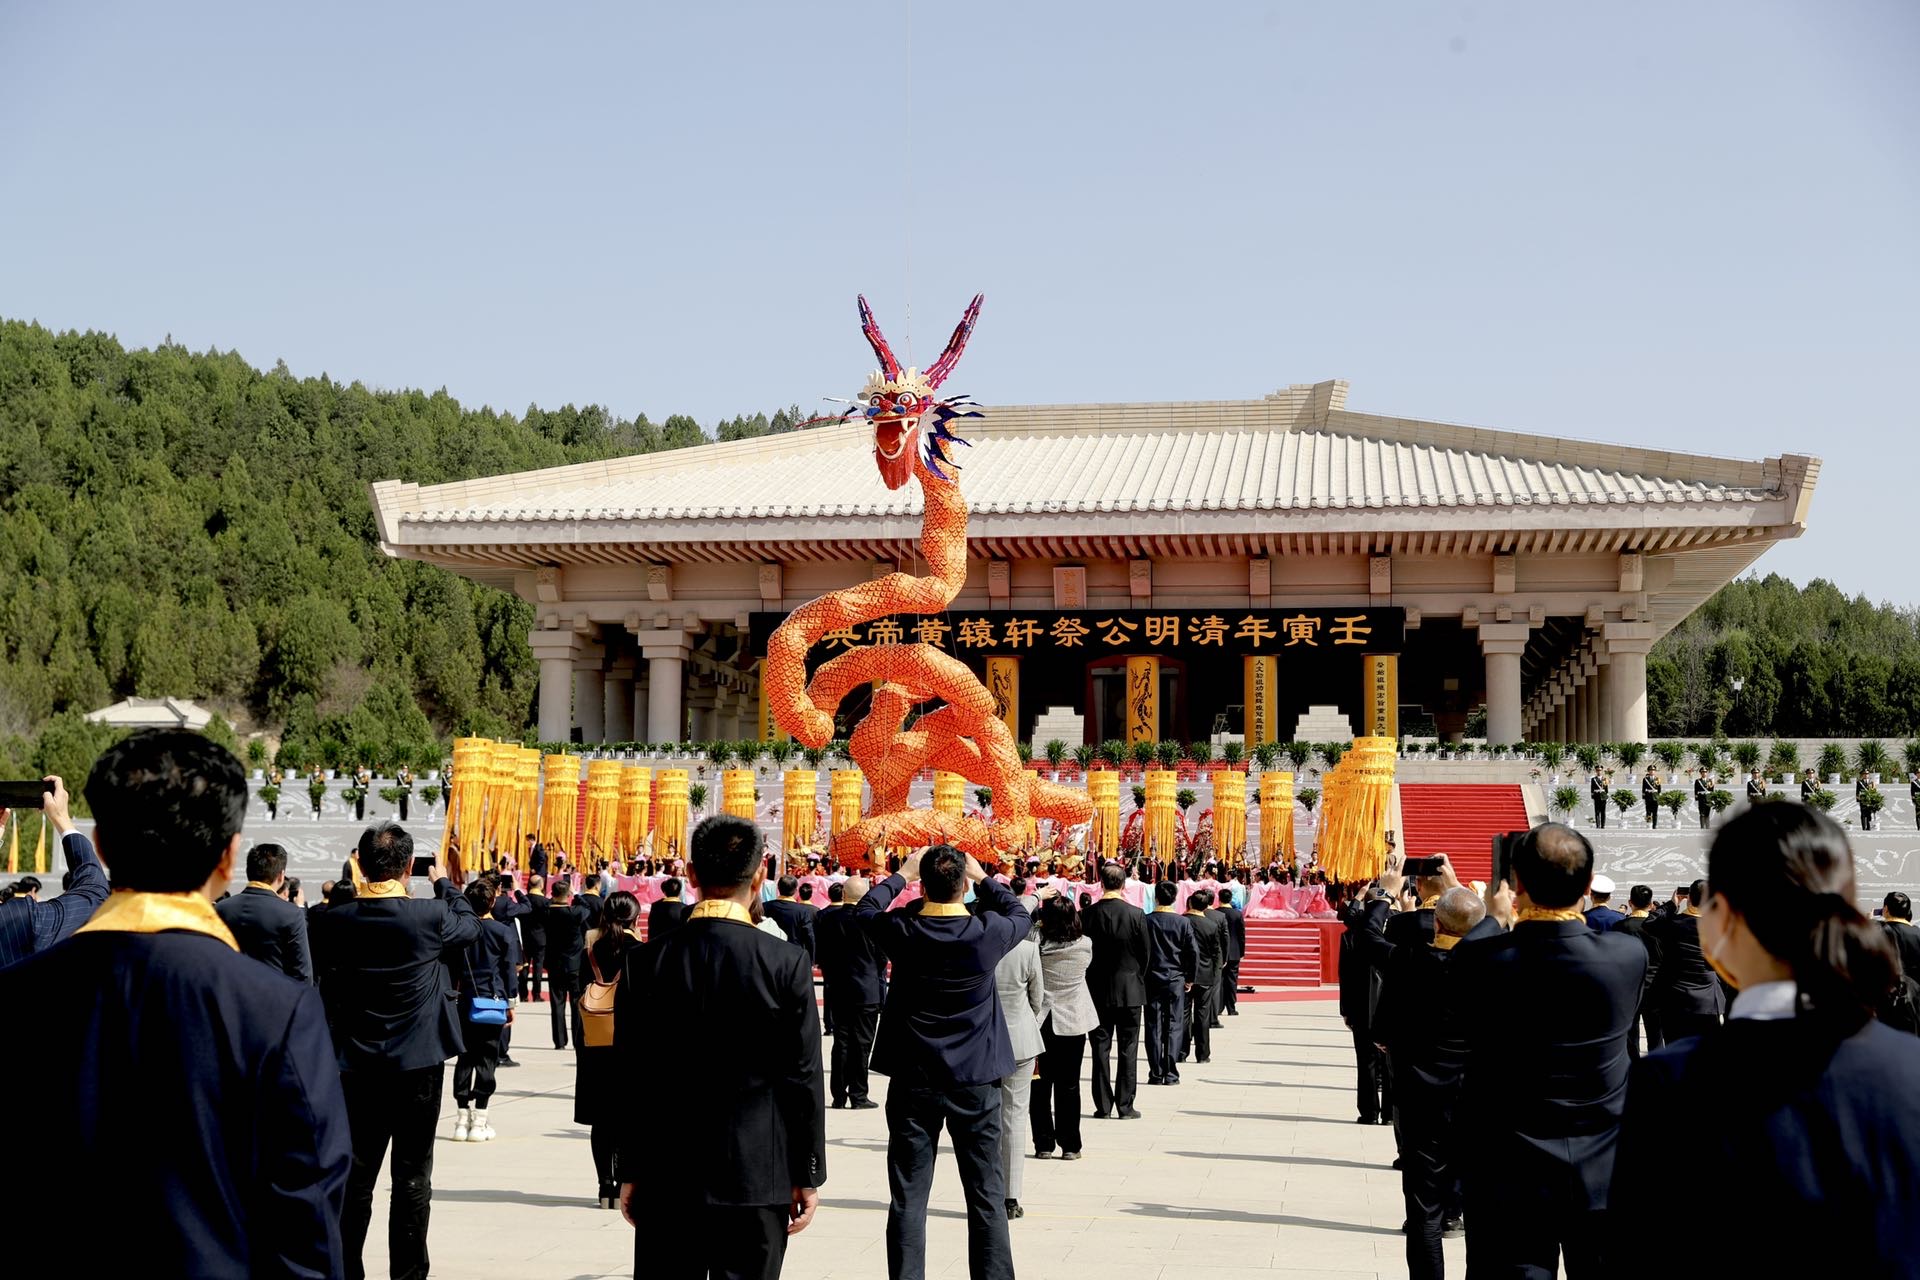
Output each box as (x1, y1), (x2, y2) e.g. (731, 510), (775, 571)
(745, 607), (1404, 662)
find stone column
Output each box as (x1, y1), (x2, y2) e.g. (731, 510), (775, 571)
(687, 680), (717, 743)
(1593, 653), (1614, 743)
(1604, 623), (1655, 744)
(574, 660), (605, 744)
(633, 678), (649, 746)
(642, 637), (692, 744)
(604, 657), (636, 744)
(528, 630), (583, 744)
(1480, 623), (1531, 747)
(1582, 665), (1601, 744)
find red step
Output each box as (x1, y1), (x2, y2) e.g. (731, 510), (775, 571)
(1396, 783), (1529, 885)
(1237, 920), (1325, 987)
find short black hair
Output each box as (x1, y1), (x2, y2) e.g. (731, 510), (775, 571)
(1688, 878), (1707, 907)
(1189, 887), (1214, 910)
(357, 821), (414, 883)
(1629, 884), (1654, 910)
(691, 815), (763, 891)
(777, 874), (799, 897)
(797, 882), (813, 902)
(246, 843), (288, 885)
(327, 881), (357, 906)
(1009, 876), (1027, 897)
(921, 844), (966, 903)
(1510, 822), (1594, 909)
(662, 876), (683, 897)
(1217, 887), (1234, 906)
(1885, 892), (1912, 921)
(1099, 863), (1126, 892)
(463, 879), (497, 914)
(85, 729), (247, 893)
(828, 882), (844, 903)
(552, 878), (573, 902)
(1155, 880), (1178, 906)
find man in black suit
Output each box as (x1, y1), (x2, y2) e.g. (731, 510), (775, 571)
(1214, 886), (1246, 1015)
(1648, 878), (1725, 1042)
(1081, 862), (1149, 1120)
(520, 873), (549, 1001)
(0, 775), (108, 971)
(1338, 891), (1393, 1124)
(527, 835), (547, 880)
(310, 820), (478, 1280)
(1590, 768), (1610, 828)
(216, 841), (314, 982)
(544, 879), (594, 1049)
(816, 876), (885, 1108)
(617, 814), (824, 1280)
(1, 731), (351, 1279)
(1143, 880), (1196, 1085)
(1375, 886), (1482, 1280)
(1383, 855), (1462, 950)
(764, 875), (817, 962)
(1612, 884), (1664, 1058)
(1452, 822), (1647, 1277)
(856, 845), (1033, 1280)
(1642, 766), (1662, 827)
(1695, 768), (1715, 828)
(648, 875), (690, 943)
(1181, 888), (1226, 1064)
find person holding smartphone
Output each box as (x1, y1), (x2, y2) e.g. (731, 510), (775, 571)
(0, 775), (107, 970)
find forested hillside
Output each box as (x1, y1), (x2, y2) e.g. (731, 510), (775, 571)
(1649, 573), (1920, 737)
(0, 318), (800, 781)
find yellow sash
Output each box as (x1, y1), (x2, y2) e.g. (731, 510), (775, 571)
(919, 901), (969, 917)
(358, 879), (411, 900)
(76, 891), (239, 951)
(689, 899), (753, 925)
(1433, 934), (1462, 951)
(1516, 905), (1586, 925)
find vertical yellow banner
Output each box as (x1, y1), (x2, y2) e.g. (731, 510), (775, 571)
(1243, 655), (1278, 745)
(1364, 654), (1400, 739)
(986, 656), (1021, 741)
(1125, 655), (1160, 744)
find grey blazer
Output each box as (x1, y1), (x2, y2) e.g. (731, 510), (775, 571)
(1036, 934), (1099, 1037)
(994, 934), (1047, 1062)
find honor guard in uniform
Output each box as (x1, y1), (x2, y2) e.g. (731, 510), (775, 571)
(1694, 768), (1714, 828)
(1642, 766), (1663, 827)
(1590, 767), (1611, 828)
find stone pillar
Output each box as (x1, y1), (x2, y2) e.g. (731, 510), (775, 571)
(574, 661), (605, 744)
(1571, 674), (1589, 743)
(643, 637), (692, 744)
(1582, 666), (1601, 744)
(1594, 655), (1614, 743)
(1480, 624), (1531, 747)
(1605, 623), (1655, 744)
(604, 658), (636, 744)
(633, 679), (649, 746)
(528, 630), (584, 744)
(687, 681), (716, 742)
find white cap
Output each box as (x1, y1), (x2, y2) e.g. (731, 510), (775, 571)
(1590, 874), (1616, 895)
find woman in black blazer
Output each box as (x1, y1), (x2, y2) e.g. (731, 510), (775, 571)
(575, 890), (643, 1209)
(1611, 803), (1920, 1279)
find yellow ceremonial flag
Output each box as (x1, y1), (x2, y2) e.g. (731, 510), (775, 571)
(1087, 769), (1120, 861)
(933, 771), (966, 816)
(1145, 768), (1178, 864)
(1364, 655), (1400, 740)
(782, 770), (817, 862)
(1259, 770), (1296, 867)
(986, 656), (1021, 741)
(1125, 656), (1159, 745)
(1243, 656), (1279, 746)
(1211, 769), (1248, 864)
(722, 769), (757, 821)
(830, 770), (865, 840)
(654, 769), (690, 860)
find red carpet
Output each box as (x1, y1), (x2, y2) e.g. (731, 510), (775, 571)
(1238, 919), (1329, 987)
(1397, 783), (1528, 884)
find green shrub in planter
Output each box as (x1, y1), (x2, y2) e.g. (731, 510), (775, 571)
(1660, 790), (1688, 823)
(1732, 741), (1762, 773)
(1044, 740), (1069, 769)
(1574, 744), (1602, 772)
(1252, 741), (1281, 770)
(1809, 788), (1837, 813)
(1219, 740), (1245, 768)
(1616, 741), (1647, 770)
(1130, 740), (1156, 768)
(1285, 742), (1313, 770)
(1296, 787), (1320, 814)
(975, 787), (994, 809)
(1859, 788), (1886, 822)
(1854, 740), (1889, 778)
(1905, 740), (1920, 778)
(1187, 740), (1213, 768)
(1767, 740), (1800, 778)
(1709, 789), (1733, 814)
(1072, 744), (1096, 771)
(1552, 785), (1581, 818)
(1540, 742), (1566, 770)
(1131, 785), (1147, 809)
(1653, 741), (1687, 771)
(1817, 743), (1848, 780)
(1155, 740), (1182, 771)
(1612, 789), (1637, 820)
(1175, 788), (1197, 810)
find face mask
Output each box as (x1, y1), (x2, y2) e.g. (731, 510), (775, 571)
(1703, 910), (1741, 990)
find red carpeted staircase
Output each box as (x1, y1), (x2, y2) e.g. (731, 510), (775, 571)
(1396, 783), (1529, 885)
(1238, 921), (1324, 987)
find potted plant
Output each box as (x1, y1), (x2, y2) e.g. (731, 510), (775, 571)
(1659, 789), (1688, 826)
(1732, 741), (1762, 776)
(1817, 742), (1847, 784)
(1072, 743), (1096, 773)
(1154, 739), (1182, 772)
(1319, 741), (1348, 770)
(1574, 743), (1601, 773)
(1612, 788), (1637, 824)
(1858, 784), (1885, 830)
(307, 773), (327, 819)
(1131, 784), (1147, 809)
(1187, 740), (1213, 771)
(379, 783), (410, 820)
(768, 739), (797, 770)
(1649, 741), (1685, 779)
(1044, 739), (1068, 776)
(802, 744), (828, 772)
(1284, 741), (1313, 772)
(1540, 742), (1566, 772)
(1099, 739), (1127, 771)
(975, 786), (994, 812)
(1854, 740), (1889, 783)
(1615, 741), (1646, 771)
(1175, 788), (1198, 811)
(1904, 739), (1920, 782)
(1709, 789), (1734, 820)
(257, 782), (281, 821)
(419, 782), (442, 816)
(1768, 740), (1800, 782)
(1015, 740), (1035, 768)
(1551, 784), (1581, 820)
(1219, 739), (1245, 770)
(1296, 787), (1320, 820)
(1130, 740), (1156, 772)
(1252, 741), (1281, 772)
(688, 782), (709, 814)
(1808, 787), (1837, 814)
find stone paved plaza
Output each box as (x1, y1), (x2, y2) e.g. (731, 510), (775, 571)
(357, 993), (1422, 1279)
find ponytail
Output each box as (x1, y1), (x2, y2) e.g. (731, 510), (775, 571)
(1708, 804), (1897, 1032)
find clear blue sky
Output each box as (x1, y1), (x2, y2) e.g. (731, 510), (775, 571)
(4, 2), (1915, 603)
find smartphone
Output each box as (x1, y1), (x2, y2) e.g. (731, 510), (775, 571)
(410, 855), (435, 878)
(0, 780), (52, 809)
(1490, 831), (1529, 891)
(1402, 855), (1447, 877)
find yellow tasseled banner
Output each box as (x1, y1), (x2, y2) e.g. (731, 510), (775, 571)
(538, 754), (582, 856)
(6, 811), (16, 874)
(654, 769), (689, 860)
(481, 742), (520, 860)
(1314, 738), (1397, 882)
(830, 769), (864, 840)
(617, 766), (652, 859)
(1259, 770), (1296, 867)
(1211, 769), (1247, 864)
(782, 770), (817, 860)
(933, 771), (966, 816)
(512, 748), (541, 857)
(582, 760), (624, 862)
(722, 768), (757, 822)
(442, 737), (493, 861)
(1087, 770), (1120, 861)
(1145, 768), (1178, 865)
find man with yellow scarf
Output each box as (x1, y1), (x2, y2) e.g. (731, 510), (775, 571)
(0, 729), (351, 1279)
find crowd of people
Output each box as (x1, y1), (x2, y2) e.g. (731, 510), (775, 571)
(1338, 810), (1920, 1278)
(6, 726), (1920, 1279)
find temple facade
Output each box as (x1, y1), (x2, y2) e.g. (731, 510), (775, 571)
(370, 380), (1818, 748)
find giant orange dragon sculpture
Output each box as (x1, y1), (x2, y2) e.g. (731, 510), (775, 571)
(764, 296), (1093, 869)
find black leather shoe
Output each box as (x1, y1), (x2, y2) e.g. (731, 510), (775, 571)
(831, 1099), (847, 1109)
(1443, 1217), (1465, 1238)
(851, 1098), (879, 1110)
(1005, 1200), (1024, 1220)
(498, 1056), (520, 1068)
(1093, 1111), (1110, 1120)
(1118, 1107), (1141, 1119)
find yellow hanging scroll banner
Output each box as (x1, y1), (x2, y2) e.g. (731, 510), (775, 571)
(654, 769), (689, 861)
(1211, 768), (1247, 865)
(1243, 656), (1279, 747)
(1315, 737), (1397, 882)
(1087, 769), (1120, 861)
(538, 754), (582, 858)
(1145, 768), (1178, 865)
(582, 760), (624, 862)
(1259, 770), (1296, 867)
(1125, 656), (1159, 745)
(782, 770), (817, 862)
(722, 768), (757, 822)
(829, 770), (865, 840)
(617, 766), (652, 859)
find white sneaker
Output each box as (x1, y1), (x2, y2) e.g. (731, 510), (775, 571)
(452, 1106), (472, 1142)
(471, 1109), (495, 1142)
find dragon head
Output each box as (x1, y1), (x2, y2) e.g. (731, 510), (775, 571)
(856, 294), (983, 490)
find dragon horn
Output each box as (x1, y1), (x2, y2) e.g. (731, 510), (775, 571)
(857, 295), (901, 383)
(925, 293), (984, 391)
